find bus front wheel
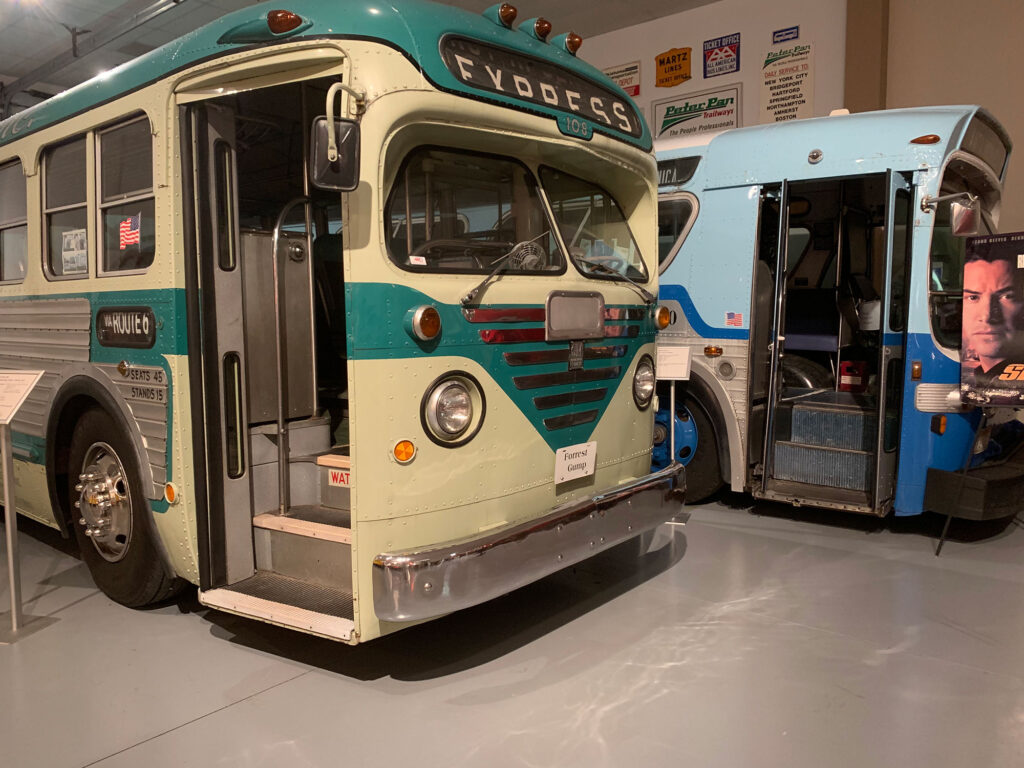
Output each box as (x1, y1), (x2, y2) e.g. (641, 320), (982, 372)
(653, 393), (724, 504)
(68, 408), (180, 607)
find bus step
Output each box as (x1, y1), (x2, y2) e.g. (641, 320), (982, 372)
(252, 507), (352, 594)
(789, 403), (877, 450)
(316, 452), (351, 510)
(199, 571), (354, 642)
(773, 441), (872, 491)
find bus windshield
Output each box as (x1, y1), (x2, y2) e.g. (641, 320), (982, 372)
(928, 157), (1000, 349)
(385, 147), (563, 274)
(540, 166), (648, 282)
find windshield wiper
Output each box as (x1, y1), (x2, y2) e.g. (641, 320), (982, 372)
(575, 258), (656, 305)
(460, 233), (549, 306)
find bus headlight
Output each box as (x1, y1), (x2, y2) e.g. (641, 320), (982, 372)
(422, 373), (486, 446)
(633, 355), (656, 410)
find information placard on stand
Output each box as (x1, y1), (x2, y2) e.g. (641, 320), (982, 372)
(1, 370), (58, 644)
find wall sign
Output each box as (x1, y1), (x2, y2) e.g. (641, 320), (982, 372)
(703, 33), (741, 78)
(652, 84), (741, 140)
(654, 48), (692, 88)
(760, 43), (814, 122)
(602, 61), (641, 97)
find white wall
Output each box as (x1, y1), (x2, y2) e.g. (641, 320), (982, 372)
(582, 0), (848, 144)
(887, 0), (1024, 232)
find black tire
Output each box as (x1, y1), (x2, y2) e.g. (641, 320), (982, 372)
(68, 408), (181, 607)
(781, 355), (833, 389)
(680, 396), (724, 504)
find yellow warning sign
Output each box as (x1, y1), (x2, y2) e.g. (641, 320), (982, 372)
(655, 47), (692, 88)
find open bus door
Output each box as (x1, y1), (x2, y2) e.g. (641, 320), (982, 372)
(752, 172), (911, 515)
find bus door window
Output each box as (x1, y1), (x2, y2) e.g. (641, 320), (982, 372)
(0, 160), (26, 283)
(43, 136), (88, 280)
(99, 117), (155, 274)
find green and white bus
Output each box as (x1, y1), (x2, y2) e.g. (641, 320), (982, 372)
(0, 0), (681, 643)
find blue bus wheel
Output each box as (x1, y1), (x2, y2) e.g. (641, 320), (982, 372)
(678, 398), (724, 504)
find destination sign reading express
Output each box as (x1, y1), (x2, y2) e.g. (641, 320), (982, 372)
(441, 37), (642, 139)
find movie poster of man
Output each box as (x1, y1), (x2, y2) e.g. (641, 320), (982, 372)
(961, 233), (1024, 405)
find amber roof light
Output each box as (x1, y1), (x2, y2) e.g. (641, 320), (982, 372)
(267, 10), (303, 34)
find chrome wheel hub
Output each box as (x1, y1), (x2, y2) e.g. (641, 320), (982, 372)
(75, 442), (132, 562)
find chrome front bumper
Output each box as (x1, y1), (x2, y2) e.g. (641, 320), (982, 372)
(371, 463), (686, 622)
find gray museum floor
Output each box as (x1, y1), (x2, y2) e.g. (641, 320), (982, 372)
(3, 496), (1023, 767)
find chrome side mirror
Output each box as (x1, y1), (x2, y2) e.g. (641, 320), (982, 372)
(309, 117), (360, 191)
(950, 198), (981, 237)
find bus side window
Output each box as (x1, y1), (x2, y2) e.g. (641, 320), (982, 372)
(99, 117), (155, 274)
(657, 194), (696, 273)
(43, 136), (88, 279)
(0, 159), (27, 283)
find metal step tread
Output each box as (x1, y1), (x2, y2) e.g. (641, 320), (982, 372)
(758, 479), (874, 512)
(253, 506), (351, 543)
(781, 388), (877, 410)
(774, 440), (871, 456)
(200, 571), (354, 641)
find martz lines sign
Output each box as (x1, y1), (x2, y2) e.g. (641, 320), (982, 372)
(652, 84), (741, 140)
(440, 36), (643, 140)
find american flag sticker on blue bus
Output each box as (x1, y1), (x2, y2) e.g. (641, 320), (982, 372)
(725, 311), (743, 327)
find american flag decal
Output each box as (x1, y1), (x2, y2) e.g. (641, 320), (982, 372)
(725, 311), (743, 327)
(119, 213), (141, 250)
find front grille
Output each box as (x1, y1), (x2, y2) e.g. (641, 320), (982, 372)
(469, 304), (646, 434)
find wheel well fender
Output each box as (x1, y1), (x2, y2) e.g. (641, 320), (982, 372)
(46, 372), (156, 534)
(681, 364), (742, 489)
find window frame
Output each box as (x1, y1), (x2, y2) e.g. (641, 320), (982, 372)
(657, 191), (699, 275)
(383, 145), (567, 277)
(0, 158), (27, 285)
(42, 134), (90, 282)
(96, 115), (155, 277)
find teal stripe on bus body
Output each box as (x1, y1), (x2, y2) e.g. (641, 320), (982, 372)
(348, 282), (655, 452)
(2, 289), (181, 513)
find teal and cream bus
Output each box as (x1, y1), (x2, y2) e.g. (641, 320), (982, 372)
(0, 0), (681, 643)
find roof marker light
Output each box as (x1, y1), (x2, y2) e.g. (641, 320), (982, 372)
(911, 134), (942, 145)
(520, 17), (552, 42)
(267, 10), (303, 35)
(552, 31), (582, 55)
(483, 3), (517, 27)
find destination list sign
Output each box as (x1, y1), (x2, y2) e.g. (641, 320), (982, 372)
(441, 36), (643, 139)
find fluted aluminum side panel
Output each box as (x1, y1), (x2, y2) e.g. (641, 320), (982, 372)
(914, 382), (964, 413)
(773, 442), (872, 491)
(96, 363), (169, 490)
(790, 406), (877, 451)
(0, 299), (170, 494)
(0, 299), (91, 438)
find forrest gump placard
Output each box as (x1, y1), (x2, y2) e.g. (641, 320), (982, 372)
(760, 42), (814, 122)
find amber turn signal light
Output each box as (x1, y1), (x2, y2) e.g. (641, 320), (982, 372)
(911, 360), (923, 380)
(394, 440), (416, 463)
(534, 18), (552, 40)
(911, 134), (941, 145)
(564, 32), (583, 55)
(409, 305), (441, 341)
(267, 10), (303, 35)
(655, 305), (672, 330)
(704, 345), (723, 357)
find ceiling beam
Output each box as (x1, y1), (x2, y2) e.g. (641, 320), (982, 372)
(1, 0), (189, 118)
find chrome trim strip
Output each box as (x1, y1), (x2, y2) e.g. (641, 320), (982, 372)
(534, 388), (607, 410)
(503, 345), (627, 366)
(463, 307), (546, 323)
(543, 409), (598, 430)
(371, 464), (685, 622)
(512, 366), (620, 390)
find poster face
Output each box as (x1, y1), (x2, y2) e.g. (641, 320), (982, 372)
(760, 43), (814, 122)
(651, 84), (741, 141)
(61, 229), (87, 275)
(961, 233), (1024, 405)
(654, 48), (691, 88)
(703, 33), (740, 78)
(602, 61), (640, 97)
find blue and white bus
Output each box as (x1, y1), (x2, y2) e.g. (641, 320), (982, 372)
(653, 107), (1019, 520)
